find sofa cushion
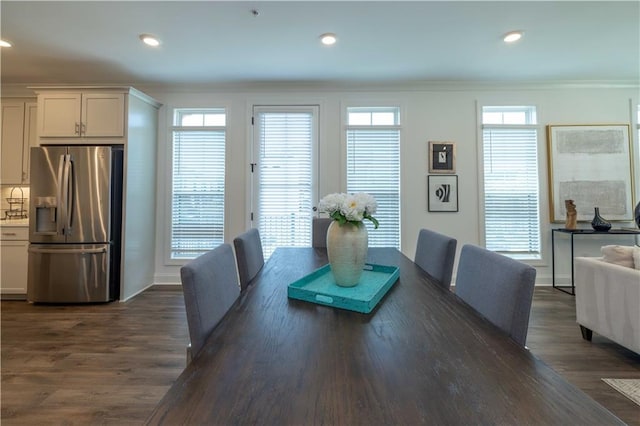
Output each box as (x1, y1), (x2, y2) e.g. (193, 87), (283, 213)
(601, 245), (635, 268)
(634, 246), (640, 270)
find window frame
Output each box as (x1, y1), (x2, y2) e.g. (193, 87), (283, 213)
(478, 103), (543, 262)
(344, 104), (402, 249)
(165, 107), (227, 264)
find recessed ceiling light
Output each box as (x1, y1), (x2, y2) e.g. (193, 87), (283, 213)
(503, 31), (523, 43)
(139, 34), (160, 47)
(0, 39), (12, 48)
(320, 33), (337, 46)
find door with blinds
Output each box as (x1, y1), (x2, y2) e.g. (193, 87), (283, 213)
(252, 106), (319, 258)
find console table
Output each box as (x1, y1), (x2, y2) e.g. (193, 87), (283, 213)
(551, 228), (640, 295)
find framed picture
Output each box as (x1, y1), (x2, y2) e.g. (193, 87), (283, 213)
(547, 124), (634, 222)
(428, 175), (458, 212)
(428, 141), (456, 173)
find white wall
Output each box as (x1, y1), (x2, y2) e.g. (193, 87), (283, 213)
(142, 82), (640, 287)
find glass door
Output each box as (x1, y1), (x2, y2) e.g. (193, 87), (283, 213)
(251, 105), (319, 258)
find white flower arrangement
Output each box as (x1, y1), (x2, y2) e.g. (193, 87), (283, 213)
(318, 192), (379, 229)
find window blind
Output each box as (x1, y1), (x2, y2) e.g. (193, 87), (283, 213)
(257, 111), (314, 258)
(171, 128), (226, 259)
(346, 126), (401, 248)
(482, 126), (540, 256)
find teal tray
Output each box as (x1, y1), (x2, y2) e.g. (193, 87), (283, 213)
(287, 263), (399, 314)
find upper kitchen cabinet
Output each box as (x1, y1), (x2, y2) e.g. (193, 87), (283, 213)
(36, 91), (125, 138)
(1, 99), (37, 185)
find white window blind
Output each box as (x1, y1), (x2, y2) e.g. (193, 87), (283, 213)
(482, 106), (540, 258)
(346, 107), (401, 248)
(256, 109), (315, 258)
(171, 109), (226, 259)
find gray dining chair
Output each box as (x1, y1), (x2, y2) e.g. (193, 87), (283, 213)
(233, 228), (265, 291)
(414, 228), (457, 290)
(454, 244), (536, 347)
(181, 243), (240, 362)
(312, 217), (332, 248)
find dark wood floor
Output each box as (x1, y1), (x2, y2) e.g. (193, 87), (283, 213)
(2, 287), (639, 425)
(525, 288), (640, 425)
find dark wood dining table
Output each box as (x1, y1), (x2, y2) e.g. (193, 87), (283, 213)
(147, 247), (623, 425)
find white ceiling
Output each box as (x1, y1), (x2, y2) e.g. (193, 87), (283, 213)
(1, 1), (639, 88)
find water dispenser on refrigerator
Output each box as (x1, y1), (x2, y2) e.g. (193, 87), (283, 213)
(33, 196), (57, 234)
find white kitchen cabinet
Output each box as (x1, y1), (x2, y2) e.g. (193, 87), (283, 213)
(22, 102), (37, 184)
(1, 226), (29, 299)
(1, 99), (38, 185)
(37, 92), (125, 138)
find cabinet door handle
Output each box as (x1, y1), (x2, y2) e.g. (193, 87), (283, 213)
(2, 232), (17, 236)
(29, 246), (107, 254)
(81, 122), (86, 135)
(75, 123), (80, 135)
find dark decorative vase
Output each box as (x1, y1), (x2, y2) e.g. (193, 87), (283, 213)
(591, 207), (611, 232)
(635, 201), (640, 229)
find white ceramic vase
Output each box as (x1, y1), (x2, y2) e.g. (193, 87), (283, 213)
(326, 220), (368, 287)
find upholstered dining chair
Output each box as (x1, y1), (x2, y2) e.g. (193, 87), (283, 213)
(181, 243), (240, 363)
(312, 217), (332, 248)
(414, 228), (457, 290)
(454, 244), (536, 347)
(233, 228), (265, 291)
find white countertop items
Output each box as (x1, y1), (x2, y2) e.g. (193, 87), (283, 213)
(0, 218), (29, 227)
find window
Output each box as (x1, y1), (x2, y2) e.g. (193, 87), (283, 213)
(171, 108), (226, 259)
(346, 107), (401, 248)
(481, 106), (540, 259)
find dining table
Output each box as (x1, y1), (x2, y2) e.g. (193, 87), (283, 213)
(146, 247), (624, 425)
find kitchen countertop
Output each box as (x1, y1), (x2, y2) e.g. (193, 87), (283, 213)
(0, 218), (29, 227)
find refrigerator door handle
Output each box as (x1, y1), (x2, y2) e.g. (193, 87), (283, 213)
(66, 155), (75, 231)
(56, 154), (66, 236)
(60, 154), (71, 235)
(28, 246), (107, 255)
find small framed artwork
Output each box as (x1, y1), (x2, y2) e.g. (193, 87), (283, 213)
(428, 141), (456, 173)
(428, 175), (458, 212)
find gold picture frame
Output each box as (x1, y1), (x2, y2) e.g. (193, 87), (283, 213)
(547, 124), (635, 222)
(428, 141), (456, 173)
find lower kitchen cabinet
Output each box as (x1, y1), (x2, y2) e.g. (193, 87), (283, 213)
(1, 226), (28, 299)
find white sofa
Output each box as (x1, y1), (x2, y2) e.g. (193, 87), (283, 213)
(574, 256), (640, 354)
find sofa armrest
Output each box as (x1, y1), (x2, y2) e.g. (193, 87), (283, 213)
(574, 256), (640, 354)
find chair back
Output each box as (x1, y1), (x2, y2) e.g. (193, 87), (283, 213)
(455, 244), (536, 346)
(414, 228), (457, 289)
(180, 243), (240, 358)
(312, 217), (332, 248)
(233, 228), (265, 290)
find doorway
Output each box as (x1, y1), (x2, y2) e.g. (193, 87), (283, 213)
(251, 105), (319, 257)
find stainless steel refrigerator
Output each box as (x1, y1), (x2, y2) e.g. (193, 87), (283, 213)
(28, 145), (123, 303)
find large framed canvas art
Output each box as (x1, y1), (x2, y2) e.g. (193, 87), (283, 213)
(547, 124), (634, 222)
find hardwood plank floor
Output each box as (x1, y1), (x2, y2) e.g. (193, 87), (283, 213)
(526, 288), (640, 425)
(2, 287), (639, 425)
(1, 287), (188, 425)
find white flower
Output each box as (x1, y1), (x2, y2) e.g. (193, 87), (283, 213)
(341, 194), (365, 222)
(318, 192), (346, 215)
(318, 192), (379, 229)
(354, 192), (377, 216)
